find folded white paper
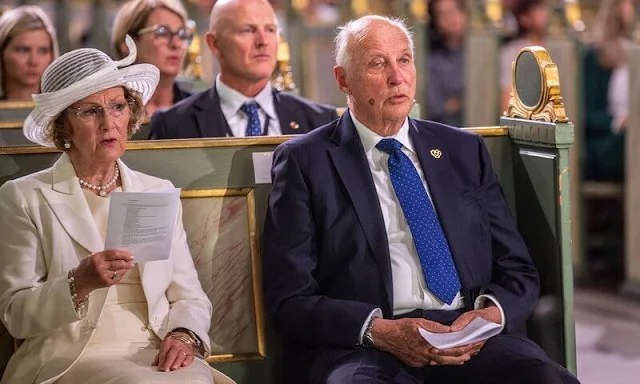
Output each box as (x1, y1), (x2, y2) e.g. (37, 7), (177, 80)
(105, 189), (180, 263)
(418, 317), (502, 349)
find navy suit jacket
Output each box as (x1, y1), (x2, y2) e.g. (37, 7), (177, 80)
(147, 85), (338, 139)
(262, 113), (540, 383)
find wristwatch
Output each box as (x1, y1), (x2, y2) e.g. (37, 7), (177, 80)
(362, 316), (378, 349)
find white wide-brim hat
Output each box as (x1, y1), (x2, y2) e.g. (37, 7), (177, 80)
(23, 35), (160, 147)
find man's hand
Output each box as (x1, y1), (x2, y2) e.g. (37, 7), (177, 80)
(449, 305), (502, 332)
(436, 305), (503, 360)
(371, 318), (471, 368)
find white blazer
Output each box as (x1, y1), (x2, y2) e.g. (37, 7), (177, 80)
(0, 154), (214, 384)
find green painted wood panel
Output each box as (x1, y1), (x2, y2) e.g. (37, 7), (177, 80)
(0, 127), (576, 381)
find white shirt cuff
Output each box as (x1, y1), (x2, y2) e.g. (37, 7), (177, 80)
(358, 308), (383, 344)
(474, 294), (506, 329)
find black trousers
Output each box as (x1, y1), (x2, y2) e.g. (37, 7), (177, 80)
(322, 310), (580, 384)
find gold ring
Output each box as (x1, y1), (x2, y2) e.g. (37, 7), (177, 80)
(112, 271), (118, 280)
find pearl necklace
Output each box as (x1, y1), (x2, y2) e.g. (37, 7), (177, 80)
(78, 163), (120, 197)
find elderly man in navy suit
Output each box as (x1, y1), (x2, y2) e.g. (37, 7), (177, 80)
(262, 15), (580, 384)
(148, 0), (337, 139)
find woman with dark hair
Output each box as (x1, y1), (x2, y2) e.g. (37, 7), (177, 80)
(426, 0), (467, 127)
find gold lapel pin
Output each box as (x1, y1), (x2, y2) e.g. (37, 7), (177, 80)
(430, 149), (442, 159)
(290, 121), (300, 130)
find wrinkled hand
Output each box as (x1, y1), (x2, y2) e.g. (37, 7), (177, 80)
(372, 318), (471, 368)
(153, 333), (196, 372)
(434, 305), (503, 361)
(73, 250), (135, 299)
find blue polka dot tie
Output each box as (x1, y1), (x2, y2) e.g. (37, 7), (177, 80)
(240, 103), (262, 136)
(376, 138), (461, 305)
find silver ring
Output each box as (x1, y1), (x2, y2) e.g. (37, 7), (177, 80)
(112, 271), (118, 280)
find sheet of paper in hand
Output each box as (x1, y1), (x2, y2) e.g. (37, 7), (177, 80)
(105, 188), (181, 263)
(418, 317), (502, 349)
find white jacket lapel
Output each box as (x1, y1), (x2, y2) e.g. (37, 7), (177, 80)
(118, 158), (146, 193)
(39, 154), (103, 254)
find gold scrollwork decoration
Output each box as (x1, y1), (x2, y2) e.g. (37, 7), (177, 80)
(505, 46), (569, 123)
(410, 0), (428, 23)
(351, 0), (369, 16)
(485, 0), (503, 29)
(564, 0), (585, 32)
(182, 20), (202, 80)
(271, 34), (296, 92)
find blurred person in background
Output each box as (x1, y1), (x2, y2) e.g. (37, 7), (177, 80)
(501, 0), (519, 36)
(426, 0), (467, 127)
(500, 0), (548, 111)
(0, 5), (58, 101)
(111, 0), (193, 116)
(582, 0), (634, 182)
(148, 0), (337, 139)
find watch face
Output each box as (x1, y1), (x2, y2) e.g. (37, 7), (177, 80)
(187, 330), (201, 347)
(363, 334), (374, 349)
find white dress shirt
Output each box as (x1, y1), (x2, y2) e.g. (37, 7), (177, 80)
(349, 112), (505, 341)
(215, 74), (282, 137)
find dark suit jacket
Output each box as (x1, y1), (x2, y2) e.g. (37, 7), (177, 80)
(147, 85), (338, 139)
(262, 113), (540, 383)
(173, 82), (192, 104)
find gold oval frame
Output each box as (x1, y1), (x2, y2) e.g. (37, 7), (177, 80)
(505, 46), (569, 123)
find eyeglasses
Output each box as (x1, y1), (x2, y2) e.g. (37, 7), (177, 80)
(67, 101), (131, 122)
(137, 24), (193, 44)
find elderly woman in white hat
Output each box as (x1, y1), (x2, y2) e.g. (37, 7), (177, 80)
(0, 37), (234, 384)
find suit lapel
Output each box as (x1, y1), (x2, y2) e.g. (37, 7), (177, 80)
(273, 91), (301, 135)
(39, 154), (103, 255)
(408, 120), (472, 289)
(328, 113), (393, 310)
(195, 86), (229, 138)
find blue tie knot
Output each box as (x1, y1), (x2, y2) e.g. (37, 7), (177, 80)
(240, 102), (262, 136)
(376, 138), (403, 154)
(240, 102), (260, 115)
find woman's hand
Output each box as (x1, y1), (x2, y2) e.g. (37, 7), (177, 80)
(73, 249), (135, 299)
(153, 332), (196, 372)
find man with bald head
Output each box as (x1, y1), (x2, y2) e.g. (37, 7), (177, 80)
(263, 15), (580, 384)
(147, 0), (337, 139)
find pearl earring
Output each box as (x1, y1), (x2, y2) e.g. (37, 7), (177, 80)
(63, 141), (71, 149)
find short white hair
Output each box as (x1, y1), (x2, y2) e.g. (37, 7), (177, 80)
(334, 15), (414, 71)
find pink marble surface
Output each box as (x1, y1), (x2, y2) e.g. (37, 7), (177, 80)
(181, 195), (259, 356)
